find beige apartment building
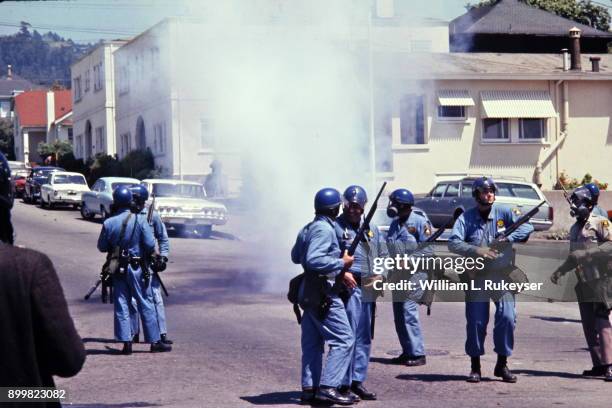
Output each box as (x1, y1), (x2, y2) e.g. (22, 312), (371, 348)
(71, 40), (126, 160)
(374, 52), (612, 193)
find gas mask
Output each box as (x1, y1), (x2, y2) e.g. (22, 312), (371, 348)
(570, 190), (593, 221)
(387, 201), (411, 219)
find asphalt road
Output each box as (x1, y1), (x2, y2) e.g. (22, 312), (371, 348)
(10, 201), (611, 408)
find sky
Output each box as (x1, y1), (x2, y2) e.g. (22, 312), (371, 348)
(0, 0), (473, 43)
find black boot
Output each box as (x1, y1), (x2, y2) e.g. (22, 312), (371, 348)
(351, 381), (376, 400)
(583, 365), (607, 376)
(121, 341), (132, 355)
(338, 385), (360, 403)
(494, 355), (517, 383)
(315, 386), (353, 405)
(390, 353), (410, 364)
(150, 341), (172, 352)
(300, 387), (316, 404)
(605, 366), (612, 382)
(405, 356), (426, 367)
(132, 333), (140, 343)
(466, 356), (481, 383)
(160, 333), (173, 345)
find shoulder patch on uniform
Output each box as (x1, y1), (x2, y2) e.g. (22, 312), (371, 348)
(367, 229), (374, 238)
(497, 219), (505, 228)
(603, 219), (610, 228)
(424, 225), (432, 236)
(512, 208), (521, 216)
(408, 226), (417, 234)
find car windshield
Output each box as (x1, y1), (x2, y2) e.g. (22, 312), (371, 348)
(9, 162), (26, 170)
(33, 169), (59, 177)
(153, 183), (206, 199)
(54, 175), (87, 185)
(496, 183), (540, 200)
(111, 182), (139, 190)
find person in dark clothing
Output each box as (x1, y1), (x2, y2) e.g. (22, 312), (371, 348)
(0, 152), (86, 407)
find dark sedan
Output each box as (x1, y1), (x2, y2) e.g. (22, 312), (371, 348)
(23, 166), (65, 204)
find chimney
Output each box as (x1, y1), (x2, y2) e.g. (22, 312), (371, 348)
(569, 27), (581, 71)
(589, 56), (600, 72)
(7, 64), (12, 80)
(561, 49), (570, 71)
(46, 91), (55, 132)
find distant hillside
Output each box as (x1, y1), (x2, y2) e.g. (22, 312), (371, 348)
(0, 22), (94, 87)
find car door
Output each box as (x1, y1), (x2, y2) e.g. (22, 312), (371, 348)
(86, 180), (103, 213)
(440, 182), (460, 226)
(426, 183), (448, 226)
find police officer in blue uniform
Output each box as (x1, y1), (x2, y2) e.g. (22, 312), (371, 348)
(386, 188), (432, 367)
(448, 177), (533, 383)
(335, 185), (384, 401)
(97, 186), (171, 354)
(128, 185), (172, 345)
(291, 188), (356, 405)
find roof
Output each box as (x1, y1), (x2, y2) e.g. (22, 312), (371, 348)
(14, 89), (73, 128)
(14, 90), (47, 127)
(0, 77), (36, 97)
(142, 178), (201, 186)
(450, 0), (612, 38)
(54, 90), (71, 120)
(99, 177), (140, 183)
(51, 171), (86, 177)
(375, 52), (612, 80)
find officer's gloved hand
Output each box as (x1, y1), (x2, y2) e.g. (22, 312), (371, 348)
(342, 250), (354, 271)
(550, 268), (564, 285)
(475, 246), (499, 260)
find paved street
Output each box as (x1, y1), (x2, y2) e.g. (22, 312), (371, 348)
(11, 201), (611, 408)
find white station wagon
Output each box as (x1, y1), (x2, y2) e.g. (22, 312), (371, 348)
(141, 179), (228, 238)
(40, 171), (90, 209)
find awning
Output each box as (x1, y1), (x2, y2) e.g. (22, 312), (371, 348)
(480, 90), (557, 118)
(437, 89), (475, 106)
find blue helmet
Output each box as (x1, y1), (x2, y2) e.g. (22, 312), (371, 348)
(130, 185), (149, 205)
(0, 152), (13, 210)
(471, 176), (497, 198)
(343, 185), (367, 209)
(113, 185), (133, 208)
(314, 188), (342, 212)
(389, 188), (414, 206)
(583, 183), (600, 204)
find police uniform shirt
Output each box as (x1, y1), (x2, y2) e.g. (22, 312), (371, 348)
(291, 215), (344, 279)
(387, 209), (434, 259)
(449, 204), (534, 269)
(334, 212), (386, 277)
(569, 213), (612, 281)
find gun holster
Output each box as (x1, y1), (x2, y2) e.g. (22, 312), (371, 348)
(301, 274), (332, 320)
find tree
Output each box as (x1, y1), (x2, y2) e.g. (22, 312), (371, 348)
(0, 119), (14, 160)
(37, 140), (73, 164)
(467, 0), (611, 31)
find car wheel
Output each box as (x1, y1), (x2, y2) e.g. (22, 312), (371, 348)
(196, 225), (212, 238)
(23, 191), (30, 203)
(72, 204), (79, 210)
(39, 195), (46, 208)
(81, 203), (95, 220)
(47, 198), (55, 209)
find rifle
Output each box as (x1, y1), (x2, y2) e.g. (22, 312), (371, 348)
(347, 182), (387, 256)
(490, 200), (546, 250)
(146, 194), (169, 297)
(84, 268), (113, 302)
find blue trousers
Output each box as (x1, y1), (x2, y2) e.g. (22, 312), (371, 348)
(113, 266), (160, 343)
(392, 300), (425, 357)
(130, 275), (167, 336)
(465, 290), (516, 357)
(342, 286), (372, 386)
(301, 296), (354, 389)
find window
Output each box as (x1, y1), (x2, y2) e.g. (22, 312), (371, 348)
(431, 184), (447, 198)
(76, 135), (83, 157)
(120, 132), (131, 157)
(461, 183), (472, 197)
(91, 180), (103, 192)
(93, 62), (104, 92)
(445, 183), (460, 197)
(496, 183), (540, 200)
(0, 101), (10, 118)
(84, 69), (90, 92)
(118, 65), (129, 95)
(519, 118), (546, 140)
(437, 106), (465, 120)
(153, 122), (166, 154)
(95, 126), (105, 152)
(150, 47), (160, 70)
(73, 77), (82, 102)
(482, 118), (509, 141)
(200, 119), (216, 149)
(68, 128), (73, 143)
(400, 95), (425, 144)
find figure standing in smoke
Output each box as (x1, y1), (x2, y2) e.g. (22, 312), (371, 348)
(291, 188), (356, 406)
(203, 159), (228, 198)
(333, 185), (385, 401)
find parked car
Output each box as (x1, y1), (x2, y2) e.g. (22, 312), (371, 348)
(8, 160), (29, 178)
(80, 177), (141, 220)
(414, 176), (554, 231)
(11, 174), (26, 198)
(39, 172), (90, 209)
(141, 179), (228, 238)
(23, 166), (65, 204)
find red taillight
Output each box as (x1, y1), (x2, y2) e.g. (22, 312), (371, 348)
(548, 206), (554, 221)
